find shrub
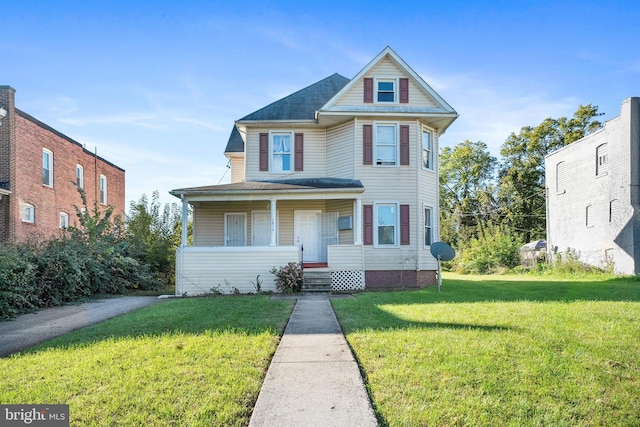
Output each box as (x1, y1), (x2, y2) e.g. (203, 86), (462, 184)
(0, 244), (38, 319)
(455, 223), (524, 274)
(270, 262), (303, 293)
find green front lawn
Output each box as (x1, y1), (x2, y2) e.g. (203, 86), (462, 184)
(0, 296), (294, 426)
(332, 273), (640, 426)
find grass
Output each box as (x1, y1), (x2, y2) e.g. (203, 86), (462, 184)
(332, 272), (640, 426)
(0, 296), (295, 426)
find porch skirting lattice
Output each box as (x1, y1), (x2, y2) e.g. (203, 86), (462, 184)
(331, 270), (365, 292)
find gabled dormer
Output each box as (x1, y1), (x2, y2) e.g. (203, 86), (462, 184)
(317, 46), (458, 133)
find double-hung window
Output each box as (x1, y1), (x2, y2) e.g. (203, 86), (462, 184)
(60, 212), (69, 229)
(424, 207), (433, 246)
(99, 174), (107, 205)
(596, 143), (608, 176)
(271, 133), (292, 173)
(76, 165), (84, 189)
(375, 203), (398, 246)
(43, 149), (53, 187)
(422, 129), (433, 169)
(376, 79), (395, 102)
(22, 203), (35, 223)
(375, 124), (397, 166)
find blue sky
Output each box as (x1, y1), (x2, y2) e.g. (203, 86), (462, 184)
(3, 0), (638, 209)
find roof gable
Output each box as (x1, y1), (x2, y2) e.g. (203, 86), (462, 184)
(320, 46), (456, 114)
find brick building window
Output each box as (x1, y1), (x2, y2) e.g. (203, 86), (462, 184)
(22, 203), (35, 223)
(43, 149), (53, 187)
(99, 174), (107, 205)
(59, 212), (69, 228)
(76, 165), (84, 189)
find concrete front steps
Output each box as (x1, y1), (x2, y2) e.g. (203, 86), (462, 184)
(302, 266), (332, 294)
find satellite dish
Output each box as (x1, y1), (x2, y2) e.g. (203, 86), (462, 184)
(430, 242), (455, 261)
(430, 242), (455, 292)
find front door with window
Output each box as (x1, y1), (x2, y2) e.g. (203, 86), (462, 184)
(294, 210), (320, 262)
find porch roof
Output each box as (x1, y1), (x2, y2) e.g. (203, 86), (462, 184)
(170, 177), (365, 202)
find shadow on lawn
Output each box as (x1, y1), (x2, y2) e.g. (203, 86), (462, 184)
(25, 295), (296, 354)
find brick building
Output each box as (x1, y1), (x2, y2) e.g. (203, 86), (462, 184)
(0, 86), (125, 244)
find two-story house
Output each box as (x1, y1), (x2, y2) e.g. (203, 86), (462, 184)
(170, 47), (458, 294)
(545, 97), (640, 274)
(0, 86), (125, 244)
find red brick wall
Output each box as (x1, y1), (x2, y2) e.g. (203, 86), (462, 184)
(365, 269), (436, 289)
(9, 111), (125, 242)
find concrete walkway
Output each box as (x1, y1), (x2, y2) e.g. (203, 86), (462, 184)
(0, 296), (159, 357)
(249, 296), (378, 427)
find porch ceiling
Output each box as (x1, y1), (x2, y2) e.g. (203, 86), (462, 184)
(170, 177), (365, 202)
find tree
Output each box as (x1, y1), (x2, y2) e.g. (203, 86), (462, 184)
(497, 104), (603, 243)
(439, 140), (497, 247)
(126, 191), (185, 284)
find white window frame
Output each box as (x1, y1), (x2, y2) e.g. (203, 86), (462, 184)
(76, 164), (84, 189)
(22, 203), (35, 223)
(224, 213), (247, 247)
(270, 131), (294, 173)
(59, 212), (69, 229)
(596, 143), (608, 176)
(374, 202), (399, 247)
(374, 77), (398, 104)
(99, 174), (107, 205)
(556, 161), (566, 194)
(374, 122), (399, 167)
(422, 128), (433, 170)
(424, 206), (433, 247)
(43, 148), (53, 187)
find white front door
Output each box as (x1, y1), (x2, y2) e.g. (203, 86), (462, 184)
(294, 210), (320, 262)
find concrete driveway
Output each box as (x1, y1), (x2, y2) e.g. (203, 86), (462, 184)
(0, 296), (160, 357)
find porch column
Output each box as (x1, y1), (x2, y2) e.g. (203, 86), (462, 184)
(354, 198), (363, 245)
(181, 196), (189, 247)
(270, 198), (277, 246)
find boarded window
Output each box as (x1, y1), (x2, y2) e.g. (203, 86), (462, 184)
(586, 205), (594, 227)
(609, 199), (620, 223)
(596, 143), (608, 176)
(556, 161), (566, 193)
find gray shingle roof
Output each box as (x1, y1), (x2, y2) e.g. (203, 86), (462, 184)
(224, 73), (350, 153)
(240, 73), (350, 121)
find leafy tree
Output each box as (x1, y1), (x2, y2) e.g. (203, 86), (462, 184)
(498, 104), (603, 242)
(126, 191), (185, 285)
(439, 140), (497, 247)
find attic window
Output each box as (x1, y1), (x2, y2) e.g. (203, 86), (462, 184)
(376, 80), (395, 102)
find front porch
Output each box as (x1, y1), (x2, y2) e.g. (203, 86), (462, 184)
(175, 244), (365, 295)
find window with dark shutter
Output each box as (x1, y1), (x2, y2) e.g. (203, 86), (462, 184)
(400, 204), (410, 245)
(399, 78), (409, 103)
(363, 124), (373, 165)
(294, 133), (304, 171)
(400, 125), (409, 165)
(363, 204), (373, 245)
(259, 133), (269, 171)
(364, 78), (373, 103)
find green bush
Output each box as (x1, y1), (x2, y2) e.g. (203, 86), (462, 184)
(0, 245), (38, 319)
(454, 223), (524, 274)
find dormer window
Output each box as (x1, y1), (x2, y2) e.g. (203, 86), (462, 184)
(377, 80), (395, 102)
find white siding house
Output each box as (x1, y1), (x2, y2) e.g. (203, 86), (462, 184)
(171, 47), (458, 295)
